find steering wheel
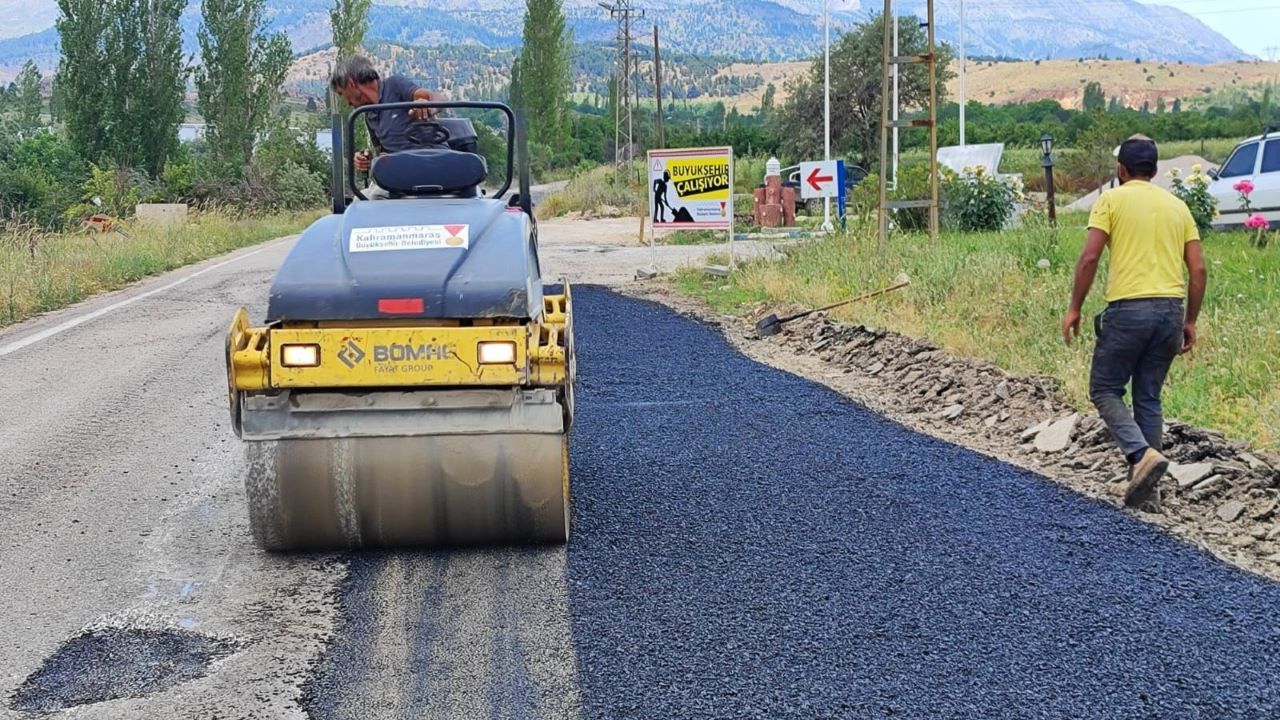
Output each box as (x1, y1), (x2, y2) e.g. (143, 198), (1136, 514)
(405, 120), (452, 148)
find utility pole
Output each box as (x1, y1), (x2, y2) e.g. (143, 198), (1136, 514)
(600, 1), (641, 168)
(654, 25), (665, 148)
(891, 0), (899, 189)
(821, 0), (833, 232)
(959, 0), (966, 146)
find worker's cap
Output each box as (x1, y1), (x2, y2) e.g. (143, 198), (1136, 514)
(1117, 135), (1159, 177)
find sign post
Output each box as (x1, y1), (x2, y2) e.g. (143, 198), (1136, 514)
(800, 158), (846, 229)
(646, 146), (735, 274)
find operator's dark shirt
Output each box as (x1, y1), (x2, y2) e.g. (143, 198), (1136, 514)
(364, 75), (424, 153)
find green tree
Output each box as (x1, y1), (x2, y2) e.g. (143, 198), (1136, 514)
(53, 0), (185, 174)
(16, 60), (42, 133)
(512, 0), (572, 149)
(55, 0), (110, 159)
(104, 0), (187, 175)
(773, 13), (955, 165)
(1082, 81), (1105, 113)
(194, 0), (292, 173)
(1171, 98), (1182, 113)
(759, 82), (776, 121)
(330, 0), (371, 58)
(48, 76), (64, 124)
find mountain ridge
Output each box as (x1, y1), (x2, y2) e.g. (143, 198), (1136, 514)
(0, 0), (1252, 80)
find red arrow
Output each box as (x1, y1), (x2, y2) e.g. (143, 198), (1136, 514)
(806, 167), (834, 192)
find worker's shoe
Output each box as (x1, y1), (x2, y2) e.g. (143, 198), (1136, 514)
(1124, 448), (1170, 509)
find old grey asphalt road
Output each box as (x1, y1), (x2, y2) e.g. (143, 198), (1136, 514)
(0, 225), (740, 719)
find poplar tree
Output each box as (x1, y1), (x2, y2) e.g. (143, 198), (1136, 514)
(195, 0), (292, 172)
(16, 60), (42, 133)
(54, 0), (186, 173)
(330, 0), (372, 58)
(55, 0), (109, 157)
(105, 0), (187, 174)
(512, 0), (572, 149)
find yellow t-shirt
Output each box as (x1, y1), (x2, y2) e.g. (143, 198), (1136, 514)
(1088, 180), (1200, 302)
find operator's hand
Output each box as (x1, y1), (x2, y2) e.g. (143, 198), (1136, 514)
(1180, 321), (1197, 354)
(408, 91), (437, 121)
(354, 150), (371, 172)
(1062, 308), (1081, 345)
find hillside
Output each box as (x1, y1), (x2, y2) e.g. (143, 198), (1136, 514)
(0, 0), (1251, 81)
(708, 58), (1280, 114)
(953, 58), (1280, 111)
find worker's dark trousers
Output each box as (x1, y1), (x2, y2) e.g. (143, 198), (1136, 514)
(1089, 298), (1185, 461)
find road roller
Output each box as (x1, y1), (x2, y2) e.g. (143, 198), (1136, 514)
(224, 101), (575, 551)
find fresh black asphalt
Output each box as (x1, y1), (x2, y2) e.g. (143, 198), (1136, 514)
(309, 286), (1280, 719)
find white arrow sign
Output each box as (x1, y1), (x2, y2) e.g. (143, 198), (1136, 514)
(799, 160), (840, 199)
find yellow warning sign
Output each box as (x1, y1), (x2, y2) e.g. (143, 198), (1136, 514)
(647, 147), (734, 229)
(668, 158), (731, 199)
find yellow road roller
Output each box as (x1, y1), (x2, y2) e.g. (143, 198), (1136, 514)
(225, 101), (574, 551)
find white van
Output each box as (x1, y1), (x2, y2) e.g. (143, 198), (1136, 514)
(1208, 127), (1280, 230)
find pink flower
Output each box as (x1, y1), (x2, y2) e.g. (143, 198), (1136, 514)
(1234, 180), (1255, 195)
(1244, 213), (1270, 230)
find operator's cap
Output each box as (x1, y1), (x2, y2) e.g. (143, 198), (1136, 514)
(1117, 134), (1159, 175)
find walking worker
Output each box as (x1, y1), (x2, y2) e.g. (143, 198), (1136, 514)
(1062, 134), (1207, 509)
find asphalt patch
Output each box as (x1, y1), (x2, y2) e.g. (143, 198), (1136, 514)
(565, 287), (1280, 719)
(10, 627), (235, 714)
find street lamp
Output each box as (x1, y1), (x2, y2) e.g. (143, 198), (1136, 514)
(1041, 133), (1057, 226)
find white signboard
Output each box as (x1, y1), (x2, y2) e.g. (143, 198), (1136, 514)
(937, 143), (1004, 177)
(349, 224), (470, 253)
(799, 160), (840, 200)
(648, 147), (735, 229)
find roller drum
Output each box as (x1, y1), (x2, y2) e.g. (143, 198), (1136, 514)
(244, 433), (569, 551)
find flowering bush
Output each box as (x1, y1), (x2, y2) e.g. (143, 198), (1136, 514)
(1234, 179), (1270, 248)
(943, 165), (1022, 232)
(1168, 165), (1218, 233)
(1245, 214), (1270, 230)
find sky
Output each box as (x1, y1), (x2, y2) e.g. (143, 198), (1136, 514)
(1134, 0), (1279, 58)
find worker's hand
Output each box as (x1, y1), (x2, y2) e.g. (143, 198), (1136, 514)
(408, 91), (437, 121)
(354, 150), (371, 172)
(408, 105), (435, 121)
(1180, 321), (1197, 354)
(1062, 308), (1082, 345)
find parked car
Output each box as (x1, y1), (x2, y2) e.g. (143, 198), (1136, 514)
(1207, 127), (1280, 230)
(776, 163), (870, 216)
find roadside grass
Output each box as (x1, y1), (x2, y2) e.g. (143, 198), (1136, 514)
(665, 229), (726, 245)
(673, 220), (1280, 450)
(536, 163), (645, 219)
(0, 209), (321, 328)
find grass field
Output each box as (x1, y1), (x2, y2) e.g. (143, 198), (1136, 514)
(673, 217), (1280, 450)
(0, 209), (320, 328)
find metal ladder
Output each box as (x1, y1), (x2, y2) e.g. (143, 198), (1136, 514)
(878, 0), (939, 246)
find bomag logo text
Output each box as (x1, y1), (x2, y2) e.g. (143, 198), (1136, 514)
(373, 343), (456, 362)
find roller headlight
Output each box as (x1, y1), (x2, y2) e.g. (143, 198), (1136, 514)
(280, 343), (321, 367)
(477, 341), (517, 365)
